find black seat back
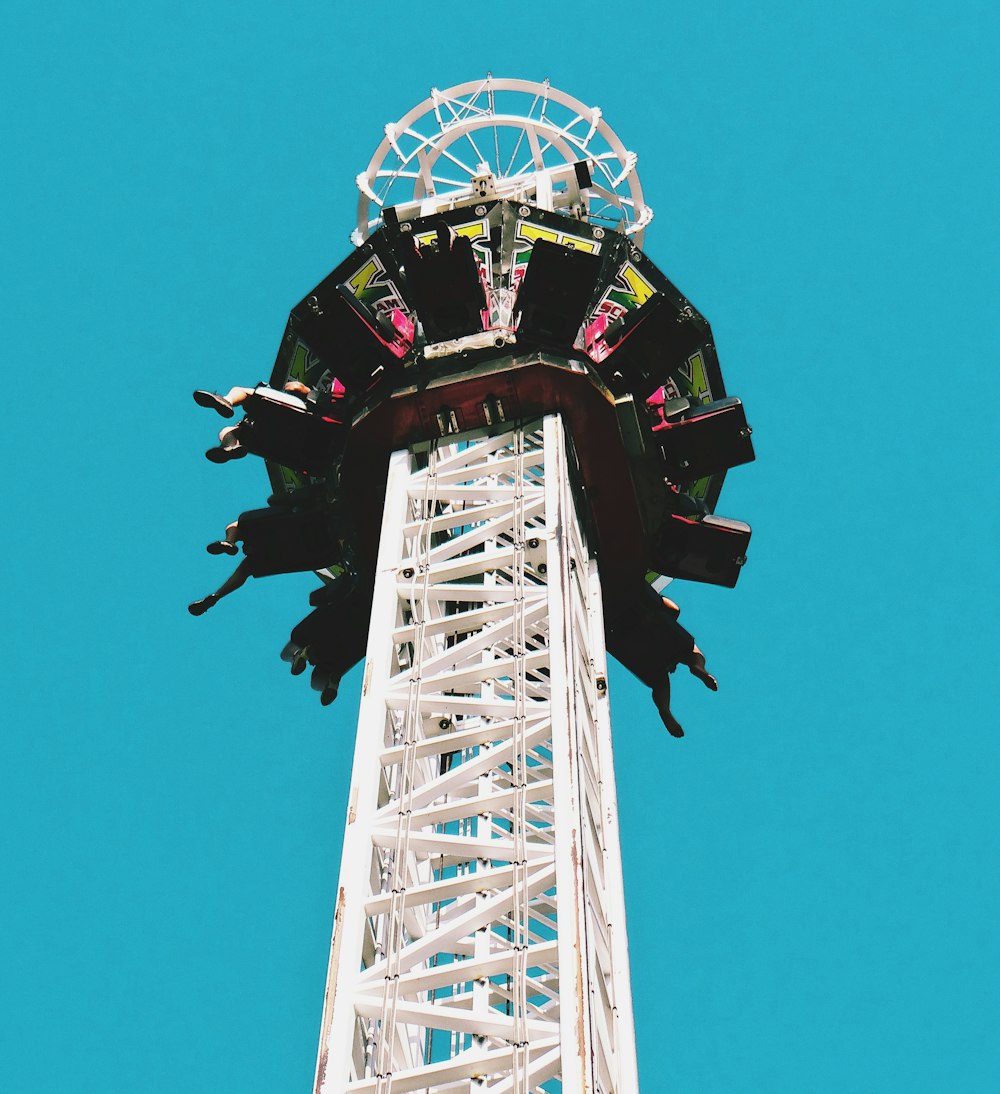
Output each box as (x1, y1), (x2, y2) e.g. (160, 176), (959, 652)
(292, 282), (403, 392)
(651, 514), (751, 588)
(599, 292), (711, 400)
(404, 228), (486, 343)
(657, 397), (755, 482)
(242, 393), (346, 476)
(515, 239), (603, 348)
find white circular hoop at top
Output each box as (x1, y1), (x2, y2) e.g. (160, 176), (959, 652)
(354, 76), (652, 247)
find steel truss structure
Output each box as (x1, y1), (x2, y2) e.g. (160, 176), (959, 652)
(353, 76), (651, 246)
(314, 416), (639, 1093)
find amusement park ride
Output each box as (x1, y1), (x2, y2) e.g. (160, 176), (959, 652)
(190, 77), (754, 1092)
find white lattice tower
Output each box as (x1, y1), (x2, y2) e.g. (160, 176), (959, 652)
(313, 416), (639, 1092)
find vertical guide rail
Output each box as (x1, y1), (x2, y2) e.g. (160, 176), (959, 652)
(313, 416), (639, 1093)
(544, 415), (596, 1094)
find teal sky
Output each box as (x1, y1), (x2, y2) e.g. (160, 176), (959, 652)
(3, 2), (998, 1091)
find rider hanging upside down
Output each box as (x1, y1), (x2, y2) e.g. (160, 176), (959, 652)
(279, 572), (372, 706)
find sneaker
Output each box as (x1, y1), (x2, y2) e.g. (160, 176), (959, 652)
(188, 595), (217, 616)
(205, 445), (246, 463)
(193, 390), (235, 418)
(206, 540), (239, 556)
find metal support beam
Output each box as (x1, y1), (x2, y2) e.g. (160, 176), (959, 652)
(314, 416), (638, 1092)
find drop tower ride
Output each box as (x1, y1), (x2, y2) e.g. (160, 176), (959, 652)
(195, 76), (755, 1092)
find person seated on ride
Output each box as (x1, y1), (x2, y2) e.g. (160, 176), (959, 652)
(193, 377), (348, 476)
(280, 572), (371, 706)
(187, 498), (353, 617)
(604, 578), (717, 738)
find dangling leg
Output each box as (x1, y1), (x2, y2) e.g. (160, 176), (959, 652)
(311, 664), (342, 706)
(222, 386), (253, 407)
(320, 675), (341, 706)
(280, 640), (309, 675)
(188, 559), (251, 616)
(206, 520), (240, 556)
(206, 424), (247, 463)
(218, 425), (242, 449)
(651, 675), (684, 738)
(685, 644), (718, 691)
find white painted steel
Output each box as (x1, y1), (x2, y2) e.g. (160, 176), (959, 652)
(354, 76), (651, 246)
(314, 417), (639, 1092)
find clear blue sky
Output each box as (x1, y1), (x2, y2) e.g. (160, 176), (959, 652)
(3, 2), (998, 1090)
